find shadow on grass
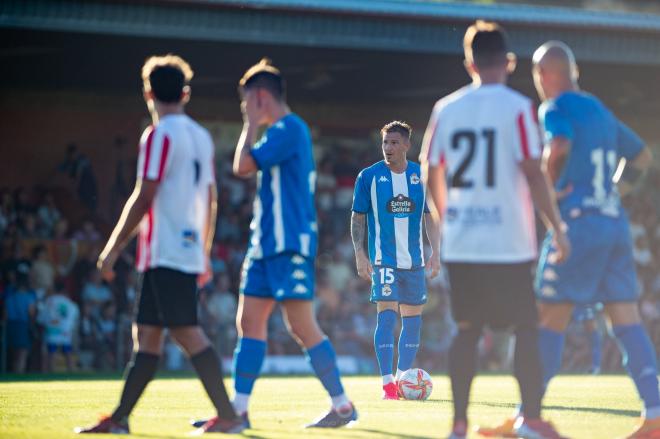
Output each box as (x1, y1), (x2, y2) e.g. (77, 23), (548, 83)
(434, 398), (638, 418)
(242, 426), (436, 439)
(0, 372), (355, 383)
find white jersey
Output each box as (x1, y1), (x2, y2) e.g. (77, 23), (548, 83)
(424, 84), (541, 263)
(136, 114), (215, 273)
(43, 294), (79, 346)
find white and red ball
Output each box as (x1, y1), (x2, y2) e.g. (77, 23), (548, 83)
(398, 368), (433, 400)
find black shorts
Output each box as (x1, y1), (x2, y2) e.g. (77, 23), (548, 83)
(446, 261), (538, 330)
(135, 267), (198, 327)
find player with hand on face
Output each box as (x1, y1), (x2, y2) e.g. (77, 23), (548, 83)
(194, 58), (357, 429)
(351, 121), (440, 400)
(531, 40), (659, 439)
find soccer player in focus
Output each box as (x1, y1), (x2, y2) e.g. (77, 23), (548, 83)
(421, 21), (570, 439)
(76, 55), (243, 434)
(531, 40), (660, 439)
(351, 121), (440, 400)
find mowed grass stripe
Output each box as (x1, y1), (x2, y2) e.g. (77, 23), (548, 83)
(0, 375), (642, 438)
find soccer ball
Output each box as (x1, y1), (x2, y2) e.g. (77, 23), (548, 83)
(398, 368), (433, 400)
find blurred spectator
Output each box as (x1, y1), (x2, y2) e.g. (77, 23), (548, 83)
(316, 158), (337, 212)
(322, 250), (352, 292)
(3, 264), (36, 373)
(18, 214), (45, 240)
(78, 301), (98, 370)
(333, 148), (359, 209)
(43, 282), (79, 372)
(95, 302), (117, 370)
(51, 219), (78, 279)
(81, 270), (112, 316)
(72, 219), (102, 242)
(30, 245), (55, 299)
(203, 274), (238, 356)
(58, 143), (99, 213)
(36, 192), (62, 237)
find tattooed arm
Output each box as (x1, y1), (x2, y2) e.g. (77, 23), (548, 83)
(351, 212), (373, 281)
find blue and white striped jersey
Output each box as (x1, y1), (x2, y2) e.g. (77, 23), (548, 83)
(352, 161), (429, 269)
(247, 113), (317, 260)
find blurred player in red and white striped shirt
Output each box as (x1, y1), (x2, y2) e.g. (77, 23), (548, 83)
(76, 54), (245, 435)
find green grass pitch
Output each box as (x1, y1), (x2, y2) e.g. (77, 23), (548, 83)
(0, 374), (642, 438)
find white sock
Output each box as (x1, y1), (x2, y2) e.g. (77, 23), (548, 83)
(643, 405), (660, 420)
(382, 374), (395, 385)
(331, 393), (351, 411)
(395, 369), (407, 382)
(232, 392), (250, 415)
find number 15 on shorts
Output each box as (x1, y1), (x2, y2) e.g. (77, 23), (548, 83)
(379, 267), (394, 285)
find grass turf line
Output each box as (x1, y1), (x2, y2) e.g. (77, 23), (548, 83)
(0, 375), (642, 438)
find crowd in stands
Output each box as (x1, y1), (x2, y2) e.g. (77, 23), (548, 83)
(1, 145), (660, 375)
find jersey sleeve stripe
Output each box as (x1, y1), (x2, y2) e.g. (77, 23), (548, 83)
(156, 135), (170, 181)
(142, 127), (156, 178)
(517, 111), (531, 159)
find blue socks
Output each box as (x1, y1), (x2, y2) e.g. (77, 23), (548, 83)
(306, 339), (345, 397)
(397, 315), (422, 372)
(613, 324), (660, 411)
(374, 310), (397, 377)
(233, 337), (267, 395)
(538, 327), (565, 387)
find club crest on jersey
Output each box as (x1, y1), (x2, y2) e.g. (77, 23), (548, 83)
(410, 173), (420, 185)
(181, 230), (198, 247)
(382, 284), (392, 296)
(387, 194), (415, 218)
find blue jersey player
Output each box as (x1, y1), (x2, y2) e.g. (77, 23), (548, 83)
(532, 41), (659, 439)
(195, 59), (357, 429)
(351, 121), (440, 400)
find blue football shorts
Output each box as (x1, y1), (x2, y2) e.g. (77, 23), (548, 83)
(370, 266), (427, 306)
(240, 252), (315, 301)
(536, 213), (639, 304)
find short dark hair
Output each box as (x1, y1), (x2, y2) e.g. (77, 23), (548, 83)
(464, 20), (510, 69)
(381, 121), (412, 140)
(239, 58), (286, 100)
(141, 54), (193, 104)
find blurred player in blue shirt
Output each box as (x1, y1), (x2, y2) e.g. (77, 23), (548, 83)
(351, 121), (440, 400)
(227, 58), (356, 428)
(532, 41), (659, 439)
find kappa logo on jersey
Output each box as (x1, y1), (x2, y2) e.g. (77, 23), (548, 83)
(543, 268), (558, 281)
(291, 255), (306, 265)
(181, 230), (198, 248)
(387, 194), (416, 218)
(410, 173), (420, 185)
(382, 284), (392, 296)
(378, 176), (389, 183)
(292, 269), (307, 280)
(540, 285), (557, 298)
(293, 284), (309, 294)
